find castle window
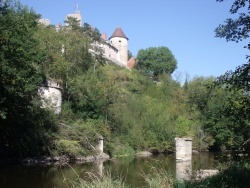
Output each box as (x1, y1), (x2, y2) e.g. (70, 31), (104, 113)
(119, 40), (121, 43)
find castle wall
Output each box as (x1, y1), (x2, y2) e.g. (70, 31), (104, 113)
(90, 41), (128, 68)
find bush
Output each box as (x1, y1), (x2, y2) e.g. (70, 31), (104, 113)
(55, 139), (83, 156)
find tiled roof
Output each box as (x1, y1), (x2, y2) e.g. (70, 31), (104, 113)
(109, 27), (128, 40)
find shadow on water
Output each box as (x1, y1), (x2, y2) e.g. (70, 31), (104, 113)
(0, 152), (228, 188)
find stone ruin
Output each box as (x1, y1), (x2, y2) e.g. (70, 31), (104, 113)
(38, 80), (62, 114)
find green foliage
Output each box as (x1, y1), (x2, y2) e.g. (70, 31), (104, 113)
(137, 46), (177, 77)
(35, 23), (94, 82)
(64, 16), (81, 31)
(82, 22), (101, 42)
(3, 0), (244, 158)
(112, 143), (135, 157)
(186, 76), (250, 151)
(56, 62), (201, 155)
(215, 0), (250, 44)
(0, 0), (58, 157)
(109, 75), (200, 153)
(55, 139), (83, 156)
(214, 0), (250, 150)
(55, 118), (110, 156)
(174, 116), (194, 137)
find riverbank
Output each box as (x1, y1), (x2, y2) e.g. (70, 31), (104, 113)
(0, 152), (110, 165)
(0, 152), (248, 188)
(0, 150), (156, 165)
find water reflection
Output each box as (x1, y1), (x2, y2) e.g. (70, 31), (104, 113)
(95, 159), (104, 177)
(0, 152), (225, 188)
(176, 160), (192, 180)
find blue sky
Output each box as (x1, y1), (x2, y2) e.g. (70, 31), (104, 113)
(20, 0), (248, 82)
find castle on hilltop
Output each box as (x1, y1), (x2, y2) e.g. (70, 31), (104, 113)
(90, 27), (135, 69)
(39, 5), (135, 69)
(38, 5), (136, 114)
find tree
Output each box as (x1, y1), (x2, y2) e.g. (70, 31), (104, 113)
(185, 76), (250, 151)
(64, 16), (81, 31)
(0, 0), (57, 157)
(136, 46), (177, 77)
(215, 0), (250, 149)
(82, 23), (101, 42)
(0, 0), (43, 118)
(185, 77), (216, 150)
(215, 0), (250, 89)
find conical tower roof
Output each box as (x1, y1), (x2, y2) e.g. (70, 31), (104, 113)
(109, 27), (128, 40)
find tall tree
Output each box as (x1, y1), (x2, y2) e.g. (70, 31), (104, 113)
(0, 0), (57, 157)
(215, 0), (250, 149)
(136, 46), (177, 78)
(215, 0), (250, 89)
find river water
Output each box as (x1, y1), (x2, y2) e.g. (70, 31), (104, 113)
(0, 152), (226, 188)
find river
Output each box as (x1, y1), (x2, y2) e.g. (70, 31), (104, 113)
(0, 152), (227, 188)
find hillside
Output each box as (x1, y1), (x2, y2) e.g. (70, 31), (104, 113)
(0, 1), (249, 159)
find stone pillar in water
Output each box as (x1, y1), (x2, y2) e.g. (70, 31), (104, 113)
(175, 137), (192, 180)
(175, 137), (192, 161)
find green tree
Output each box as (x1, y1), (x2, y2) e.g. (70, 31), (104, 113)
(205, 88), (250, 150)
(186, 76), (250, 151)
(82, 22), (101, 42)
(185, 77), (217, 150)
(64, 16), (81, 31)
(215, 0), (250, 149)
(0, 0), (57, 157)
(215, 0), (250, 89)
(0, 0), (43, 119)
(136, 46), (177, 78)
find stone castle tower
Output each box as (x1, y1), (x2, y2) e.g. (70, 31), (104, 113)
(65, 4), (83, 27)
(109, 27), (128, 65)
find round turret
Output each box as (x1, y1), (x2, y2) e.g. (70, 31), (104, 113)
(109, 27), (129, 65)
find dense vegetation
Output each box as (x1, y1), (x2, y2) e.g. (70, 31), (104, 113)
(0, 0), (249, 161)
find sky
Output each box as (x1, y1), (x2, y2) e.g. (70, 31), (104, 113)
(19, 0), (248, 82)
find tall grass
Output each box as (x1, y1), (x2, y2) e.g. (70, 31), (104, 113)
(61, 164), (127, 188)
(141, 166), (174, 188)
(62, 160), (250, 188)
